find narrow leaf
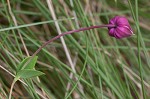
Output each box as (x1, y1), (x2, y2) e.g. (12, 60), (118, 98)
(17, 56), (38, 72)
(16, 69), (44, 79)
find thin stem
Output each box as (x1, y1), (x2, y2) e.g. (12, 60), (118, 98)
(9, 80), (16, 99)
(135, 0), (146, 98)
(32, 24), (115, 57)
(23, 24), (115, 69)
(65, 34), (89, 98)
(7, 0), (29, 56)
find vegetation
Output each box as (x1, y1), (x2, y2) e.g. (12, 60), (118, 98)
(0, 0), (150, 98)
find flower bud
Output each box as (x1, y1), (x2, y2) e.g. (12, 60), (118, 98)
(108, 16), (133, 39)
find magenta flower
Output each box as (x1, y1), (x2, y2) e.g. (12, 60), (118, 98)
(108, 16), (133, 39)
(33, 16), (133, 56)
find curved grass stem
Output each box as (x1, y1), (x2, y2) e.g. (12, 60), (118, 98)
(9, 80), (16, 99)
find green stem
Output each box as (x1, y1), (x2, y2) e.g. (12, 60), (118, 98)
(9, 80), (16, 99)
(135, 0), (146, 98)
(65, 34), (89, 98)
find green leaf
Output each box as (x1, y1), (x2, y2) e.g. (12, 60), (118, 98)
(17, 56), (38, 72)
(15, 69), (44, 80)
(24, 56), (38, 70)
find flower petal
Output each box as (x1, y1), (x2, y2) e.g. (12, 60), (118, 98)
(108, 28), (115, 36)
(108, 16), (133, 39)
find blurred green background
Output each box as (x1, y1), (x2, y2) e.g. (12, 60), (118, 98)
(0, 0), (150, 99)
